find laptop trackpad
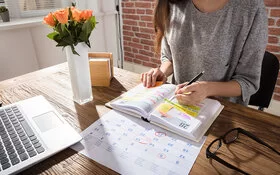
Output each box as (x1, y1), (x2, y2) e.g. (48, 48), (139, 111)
(33, 112), (63, 133)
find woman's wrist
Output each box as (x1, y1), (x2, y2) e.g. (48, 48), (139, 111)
(203, 81), (242, 97)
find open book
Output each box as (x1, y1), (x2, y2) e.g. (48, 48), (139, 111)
(107, 83), (224, 142)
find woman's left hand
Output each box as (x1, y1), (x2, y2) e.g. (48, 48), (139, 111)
(175, 81), (208, 106)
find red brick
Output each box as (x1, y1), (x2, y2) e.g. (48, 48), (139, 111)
(124, 2), (135, 8)
(137, 9), (145, 14)
(266, 45), (280, 52)
(132, 26), (140, 32)
(144, 46), (150, 51)
(141, 16), (153, 22)
(124, 14), (140, 20)
(139, 22), (146, 27)
(123, 25), (132, 31)
(143, 62), (158, 68)
(139, 50), (154, 57)
(275, 86), (280, 93)
(129, 42), (143, 49)
(146, 9), (154, 15)
(264, 0), (280, 7)
(125, 51), (134, 58)
(123, 31), (134, 37)
(141, 39), (154, 46)
(273, 93), (280, 101)
(140, 27), (154, 34)
(124, 56), (133, 62)
(123, 19), (137, 26)
(270, 9), (280, 17)
(275, 54), (280, 61)
(135, 33), (151, 39)
(277, 78), (280, 86)
(268, 18), (275, 26)
(135, 54), (150, 61)
(277, 19), (280, 26)
(132, 48), (139, 54)
(123, 9), (136, 14)
(132, 37), (140, 43)
(123, 36), (132, 41)
(124, 46), (132, 52)
(268, 36), (279, 43)
(133, 59), (142, 64)
(135, 2), (151, 8)
(268, 28), (280, 35)
(147, 22), (154, 28)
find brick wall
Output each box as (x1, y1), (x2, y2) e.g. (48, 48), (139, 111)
(265, 0), (280, 101)
(122, 0), (280, 101)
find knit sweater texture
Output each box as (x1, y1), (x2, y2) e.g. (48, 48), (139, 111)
(161, 0), (268, 105)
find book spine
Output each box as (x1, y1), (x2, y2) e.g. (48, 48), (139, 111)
(141, 117), (150, 123)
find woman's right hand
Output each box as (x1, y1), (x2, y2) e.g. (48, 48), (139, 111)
(141, 67), (167, 88)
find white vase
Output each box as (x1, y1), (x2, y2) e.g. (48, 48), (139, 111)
(65, 43), (93, 105)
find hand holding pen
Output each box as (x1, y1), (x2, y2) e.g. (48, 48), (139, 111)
(170, 71), (205, 105)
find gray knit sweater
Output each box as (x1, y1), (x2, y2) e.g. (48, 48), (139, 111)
(161, 0), (268, 105)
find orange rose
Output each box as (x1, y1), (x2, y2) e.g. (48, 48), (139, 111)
(53, 8), (69, 24)
(71, 7), (82, 22)
(43, 13), (56, 27)
(80, 10), (93, 20)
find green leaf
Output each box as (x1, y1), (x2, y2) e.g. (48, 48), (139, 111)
(47, 32), (59, 40)
(71, 45), (80, 56)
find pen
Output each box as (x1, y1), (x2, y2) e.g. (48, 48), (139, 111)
(169, 71), (205, 101)
(186, 71), (204, 86)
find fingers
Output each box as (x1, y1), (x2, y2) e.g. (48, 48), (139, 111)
(176, 81), (207, 106)
(141, 68), (164, 88)
(141, 69), (155, 88)
(175, 82), (188, 94)
(176, 93), (200, 106)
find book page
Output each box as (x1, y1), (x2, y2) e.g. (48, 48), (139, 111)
(110, 83), (176, 118)
(150, 98), (223, 142)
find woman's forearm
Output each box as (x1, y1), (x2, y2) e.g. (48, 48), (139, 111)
(159, 60), (173, 77)
(205, 80), (242, 97)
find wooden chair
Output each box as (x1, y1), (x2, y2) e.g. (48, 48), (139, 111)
(249, 51), (279, 111)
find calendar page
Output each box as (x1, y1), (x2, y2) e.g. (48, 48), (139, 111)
(71, 110), (206, 175)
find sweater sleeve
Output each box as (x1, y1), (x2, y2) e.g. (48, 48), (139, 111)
(232, 5), (268, 103)
(161, 36), (172, 63)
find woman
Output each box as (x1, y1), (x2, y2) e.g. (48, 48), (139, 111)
(141, 0), (267, 106)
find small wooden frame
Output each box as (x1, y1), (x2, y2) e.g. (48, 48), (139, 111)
(88, 52), (113, 87)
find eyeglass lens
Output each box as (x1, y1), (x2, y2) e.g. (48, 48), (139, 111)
(224, 129), (239, 144)
(209, 139), (222, 154)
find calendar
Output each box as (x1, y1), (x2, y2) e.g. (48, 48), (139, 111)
(71, 110), (206, 175)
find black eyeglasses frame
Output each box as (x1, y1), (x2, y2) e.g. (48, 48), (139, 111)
(206, 127), (280, 175)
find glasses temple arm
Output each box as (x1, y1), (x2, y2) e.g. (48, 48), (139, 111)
(209, 154), (249, 175)
(242, 131), (280, 155)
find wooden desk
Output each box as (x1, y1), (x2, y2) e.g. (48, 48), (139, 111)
(0, 63), (279, 175)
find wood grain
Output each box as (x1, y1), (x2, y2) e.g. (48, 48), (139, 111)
(0, 63), (279, 175)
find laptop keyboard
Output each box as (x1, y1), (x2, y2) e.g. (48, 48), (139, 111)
(0, 106), (45, 171)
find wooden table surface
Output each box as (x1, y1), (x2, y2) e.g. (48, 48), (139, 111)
(0, 63), (279, 175)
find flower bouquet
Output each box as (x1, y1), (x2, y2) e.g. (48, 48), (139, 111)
(43, 5), (97, 55)
(43, 5), (97, 104)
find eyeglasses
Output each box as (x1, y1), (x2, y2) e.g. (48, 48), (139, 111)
(206, 128), (280, 175)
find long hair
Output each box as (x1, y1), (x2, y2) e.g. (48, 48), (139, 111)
(153, 0), (181, 55)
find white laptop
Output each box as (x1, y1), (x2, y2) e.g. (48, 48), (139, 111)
(0, 96), (82, 175)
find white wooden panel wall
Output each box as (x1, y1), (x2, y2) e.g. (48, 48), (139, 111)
(0, 0), (121, 81)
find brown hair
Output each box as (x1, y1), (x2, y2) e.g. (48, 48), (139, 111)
(153, 0), (180, 54)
